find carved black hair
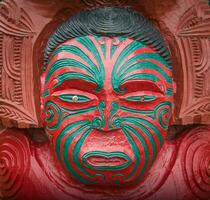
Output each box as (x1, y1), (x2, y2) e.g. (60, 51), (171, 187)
(44, 7), (171, 68)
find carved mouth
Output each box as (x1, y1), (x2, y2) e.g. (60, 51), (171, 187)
(82, 151), (131, 170)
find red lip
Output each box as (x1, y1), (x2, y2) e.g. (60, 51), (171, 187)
(87, 156), (127, 167)
(82, 151), (131, 170)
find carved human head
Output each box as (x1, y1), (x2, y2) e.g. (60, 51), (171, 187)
(41, 7), (173, 186)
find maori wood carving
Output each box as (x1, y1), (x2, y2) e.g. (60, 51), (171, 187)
(0, 129), (30, 199)
(176, 1), (210, 124)
(0, 0), (38, 128)
(0, 0), (210, 127)
(43, 35), (173, 186)
(0, 126), (209, 199)
(0, 0), (210, 200)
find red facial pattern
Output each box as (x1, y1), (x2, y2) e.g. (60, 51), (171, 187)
(42, 36), (173, 186)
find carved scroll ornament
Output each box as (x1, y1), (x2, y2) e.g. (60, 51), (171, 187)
(0, 0), (38, 128)
(176, 1), (210, 124)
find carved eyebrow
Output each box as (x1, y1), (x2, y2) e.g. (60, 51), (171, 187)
(45, 36), (106, 91)
(119, 61), (172, 83)
(45, 58), (98, 84)
(119, 80), (165, 94)
(45, 60), (103, 91)
(111, 40), (172, 93)
(53, 72), (99, 90)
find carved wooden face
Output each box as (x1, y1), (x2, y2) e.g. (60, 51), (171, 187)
(42, 36), (173, 186)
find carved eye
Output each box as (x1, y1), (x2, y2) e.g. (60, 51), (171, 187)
(125, 95), (157, 102)
(121, 90), (164, 103)
(58, 94), (91, 103)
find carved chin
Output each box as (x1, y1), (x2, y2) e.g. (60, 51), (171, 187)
(59, 149), (158, 186)
(54, 128), (162, 186)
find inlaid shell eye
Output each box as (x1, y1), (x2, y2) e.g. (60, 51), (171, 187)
(58, 94), (91, 103)
(125, 95), (157, 102)
(72, 95), (79, 102)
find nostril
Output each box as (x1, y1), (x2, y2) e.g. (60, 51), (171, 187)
(92, 117), (103, 129)
(91, 116), (122, 132)
(112, 117), (122, 128)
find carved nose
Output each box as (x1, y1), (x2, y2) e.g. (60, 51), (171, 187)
(93, 101), (120, 132)
(103, 102), (113, 131)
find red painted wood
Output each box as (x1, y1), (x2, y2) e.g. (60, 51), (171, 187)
(0, 1), (210, 199)
(0, 127), (209, 199)
(0, 0), (210, 127)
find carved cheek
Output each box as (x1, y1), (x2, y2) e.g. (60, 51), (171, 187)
(43, 92), (99, 136)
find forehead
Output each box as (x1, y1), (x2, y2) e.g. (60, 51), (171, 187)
(47, 35), (170, 68)
(45, 36), (172, 93)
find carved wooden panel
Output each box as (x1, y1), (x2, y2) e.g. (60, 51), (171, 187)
(0, 0), (210, 127)
(1, 126), (210, 199)
(0, 0), (38, 128)
(176, 1), (210, 124)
